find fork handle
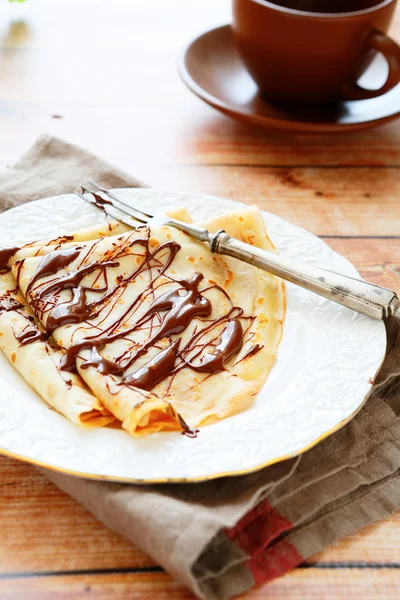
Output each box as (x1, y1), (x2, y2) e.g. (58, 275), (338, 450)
(210, 230), (399, 320)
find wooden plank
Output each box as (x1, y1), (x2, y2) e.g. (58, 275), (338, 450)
(0, 458), (154, 573)
(1, 160), (399, 236)
(4, 107), (400, 170)
(2, 459), (400, 574)
(0, 569), (400, 599)
(324, 238), (400, 293)
(135, 165), (400, 236)
(3, 103), (400, 170)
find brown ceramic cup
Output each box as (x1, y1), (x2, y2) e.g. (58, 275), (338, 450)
(232, 0), (400, 104)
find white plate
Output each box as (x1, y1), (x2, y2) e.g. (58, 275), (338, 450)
(0, 190), (386, 483)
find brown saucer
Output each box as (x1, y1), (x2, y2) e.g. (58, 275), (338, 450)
(178, 24), (400, 133)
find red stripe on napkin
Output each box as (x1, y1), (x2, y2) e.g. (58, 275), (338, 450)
(225, 499), (293, 555)
(247, 538), (304, 585)
(225, 499), (303, 585)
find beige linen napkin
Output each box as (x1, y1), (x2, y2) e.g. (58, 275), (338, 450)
(1, 135), (399, 600)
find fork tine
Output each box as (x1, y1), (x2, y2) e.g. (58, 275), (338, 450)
(85, 180), (154, 221)
(81, 182), (211, 246)
(80, 186), (149, 224)
(75, 191), (146, 228)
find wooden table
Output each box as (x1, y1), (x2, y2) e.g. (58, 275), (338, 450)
(1, 0), (400, 597)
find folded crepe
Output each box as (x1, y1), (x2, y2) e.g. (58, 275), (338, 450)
(1, 205), (285, 436)
(0, 219), (131, 426)
(0, 267), (115, 427)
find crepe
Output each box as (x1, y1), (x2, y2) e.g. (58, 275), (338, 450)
(0, 270), (114, 426)
(0, 220), (134, 426)
(2, 206), (285, 437)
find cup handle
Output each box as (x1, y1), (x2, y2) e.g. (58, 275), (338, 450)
(343, 29), (400, 101)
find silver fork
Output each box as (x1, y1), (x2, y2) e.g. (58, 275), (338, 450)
(75, 183), (399, 320)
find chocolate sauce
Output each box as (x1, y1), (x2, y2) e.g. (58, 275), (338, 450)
(0, 247), (20, 274)
(46, 287), (91, 333)
(26, 248), (82, 296)
(82, 188), (113, 210)
(86, 240), (180, 324)
(15, 260), (25, 288)
(51, 235), (75, 251)
(177, 413), (199, 438)
(124, 273), (212, 367)
(123, 340), (180, 390)
(174, 306), (243, 368)
(15, 328), (46, 346)
(60, 337), (107, 372)
(188, 319), (243, 373)
(32, 260), (119, 302)
(80, 347), (124, 375)
(22, 227), (256, 437)
(238, 343), (263, 362)
(0, 295), (23, 313)
(59, 268), (245, 386)
(52, 234), (74, 244)
(59, 271), (210, 373)
(58, 240), (182, 372)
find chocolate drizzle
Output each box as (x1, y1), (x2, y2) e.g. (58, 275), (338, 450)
(0, 247), (20, 274)
(30, 259), (119, 324)
(122, 273), (212, 368)
(46, 287), (91, 333)
(0, 295), (23, 314)
(238, 343), (263, 362)
(58, 269), (245, 387)
(26, 248), (82, 296)
(80, 347), (124, 375)
(82, 188), (113, 210)
(57, 239), (183, 373)
(15, 260), (25, 288)
(15, 328), (46, 346)
(177, 413), (199, 439)
(123, 340), (180, 390)
(0, 283), (45, 346)
(19, 226), (257, 436)
(188, 319), (243, 373)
